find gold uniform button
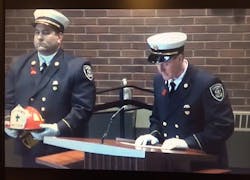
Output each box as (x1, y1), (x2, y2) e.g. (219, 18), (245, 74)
(54, 61), (60, 66)
(183, 104), (190, 109)
(52, 86), (58, 91)
(52, 80), (59, 85)
(184, 111), (190, 115)
(31, 60), (36, 66)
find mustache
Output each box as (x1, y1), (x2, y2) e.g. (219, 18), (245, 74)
(36, 43), (48, 47)
(37, 42), (46, 46)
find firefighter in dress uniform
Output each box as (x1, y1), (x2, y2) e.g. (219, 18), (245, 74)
(135, 32), (234, 169)
(4, 9), (96, 167)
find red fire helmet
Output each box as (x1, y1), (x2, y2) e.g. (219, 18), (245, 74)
(24, 106), (45, 130)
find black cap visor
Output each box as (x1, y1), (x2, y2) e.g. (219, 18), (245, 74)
(147, 46), (184, 64)
(148, 54), (174, 64)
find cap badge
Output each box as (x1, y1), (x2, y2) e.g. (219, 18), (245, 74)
(164, 56), (170, 61)
(83, 65), (93, 81)
(209, 83), (224, 102)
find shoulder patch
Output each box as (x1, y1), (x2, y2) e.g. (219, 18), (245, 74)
(83, 64), (93, 81)
(209, 83), (224, 102)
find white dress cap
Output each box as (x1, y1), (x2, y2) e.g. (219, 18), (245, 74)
(34, 9), (70, 32)
(147, 32), (187, 51)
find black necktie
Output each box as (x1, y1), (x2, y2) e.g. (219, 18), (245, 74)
(170, 81), (176, 94)
(40, 62), (47, 73)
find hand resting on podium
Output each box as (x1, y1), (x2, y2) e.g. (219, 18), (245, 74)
(134, 134), (188, 150)
(135, 134), (159, 146)
(162, 138), (188, 150)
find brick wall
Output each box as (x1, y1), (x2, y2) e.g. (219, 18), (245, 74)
(5, 9), (250, 111)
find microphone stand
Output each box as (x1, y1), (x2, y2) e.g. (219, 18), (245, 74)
(101, 106), (125, 144)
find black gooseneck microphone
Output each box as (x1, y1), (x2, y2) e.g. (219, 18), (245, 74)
(101, 105), (126, 144)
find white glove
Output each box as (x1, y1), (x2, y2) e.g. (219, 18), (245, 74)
(161, 138), (188, 150)
(31, 123), (60, 141)
(135, 134), (159, 146)
(5, 127), (18, 138)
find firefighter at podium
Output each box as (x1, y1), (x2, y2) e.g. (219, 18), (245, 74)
(135, 32), (234, 169)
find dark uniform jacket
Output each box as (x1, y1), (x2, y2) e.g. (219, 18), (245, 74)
(149, 64), (234, 168)
(5, 48), (96, 167)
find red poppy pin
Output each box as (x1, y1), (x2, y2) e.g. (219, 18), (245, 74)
(161, 88), (168, 96)
(30, 67), (37, 75)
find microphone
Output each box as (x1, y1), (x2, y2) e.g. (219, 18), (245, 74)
(101, 105), (126, 144)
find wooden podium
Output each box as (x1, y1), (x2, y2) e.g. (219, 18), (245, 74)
(36, 137), (217, 172)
